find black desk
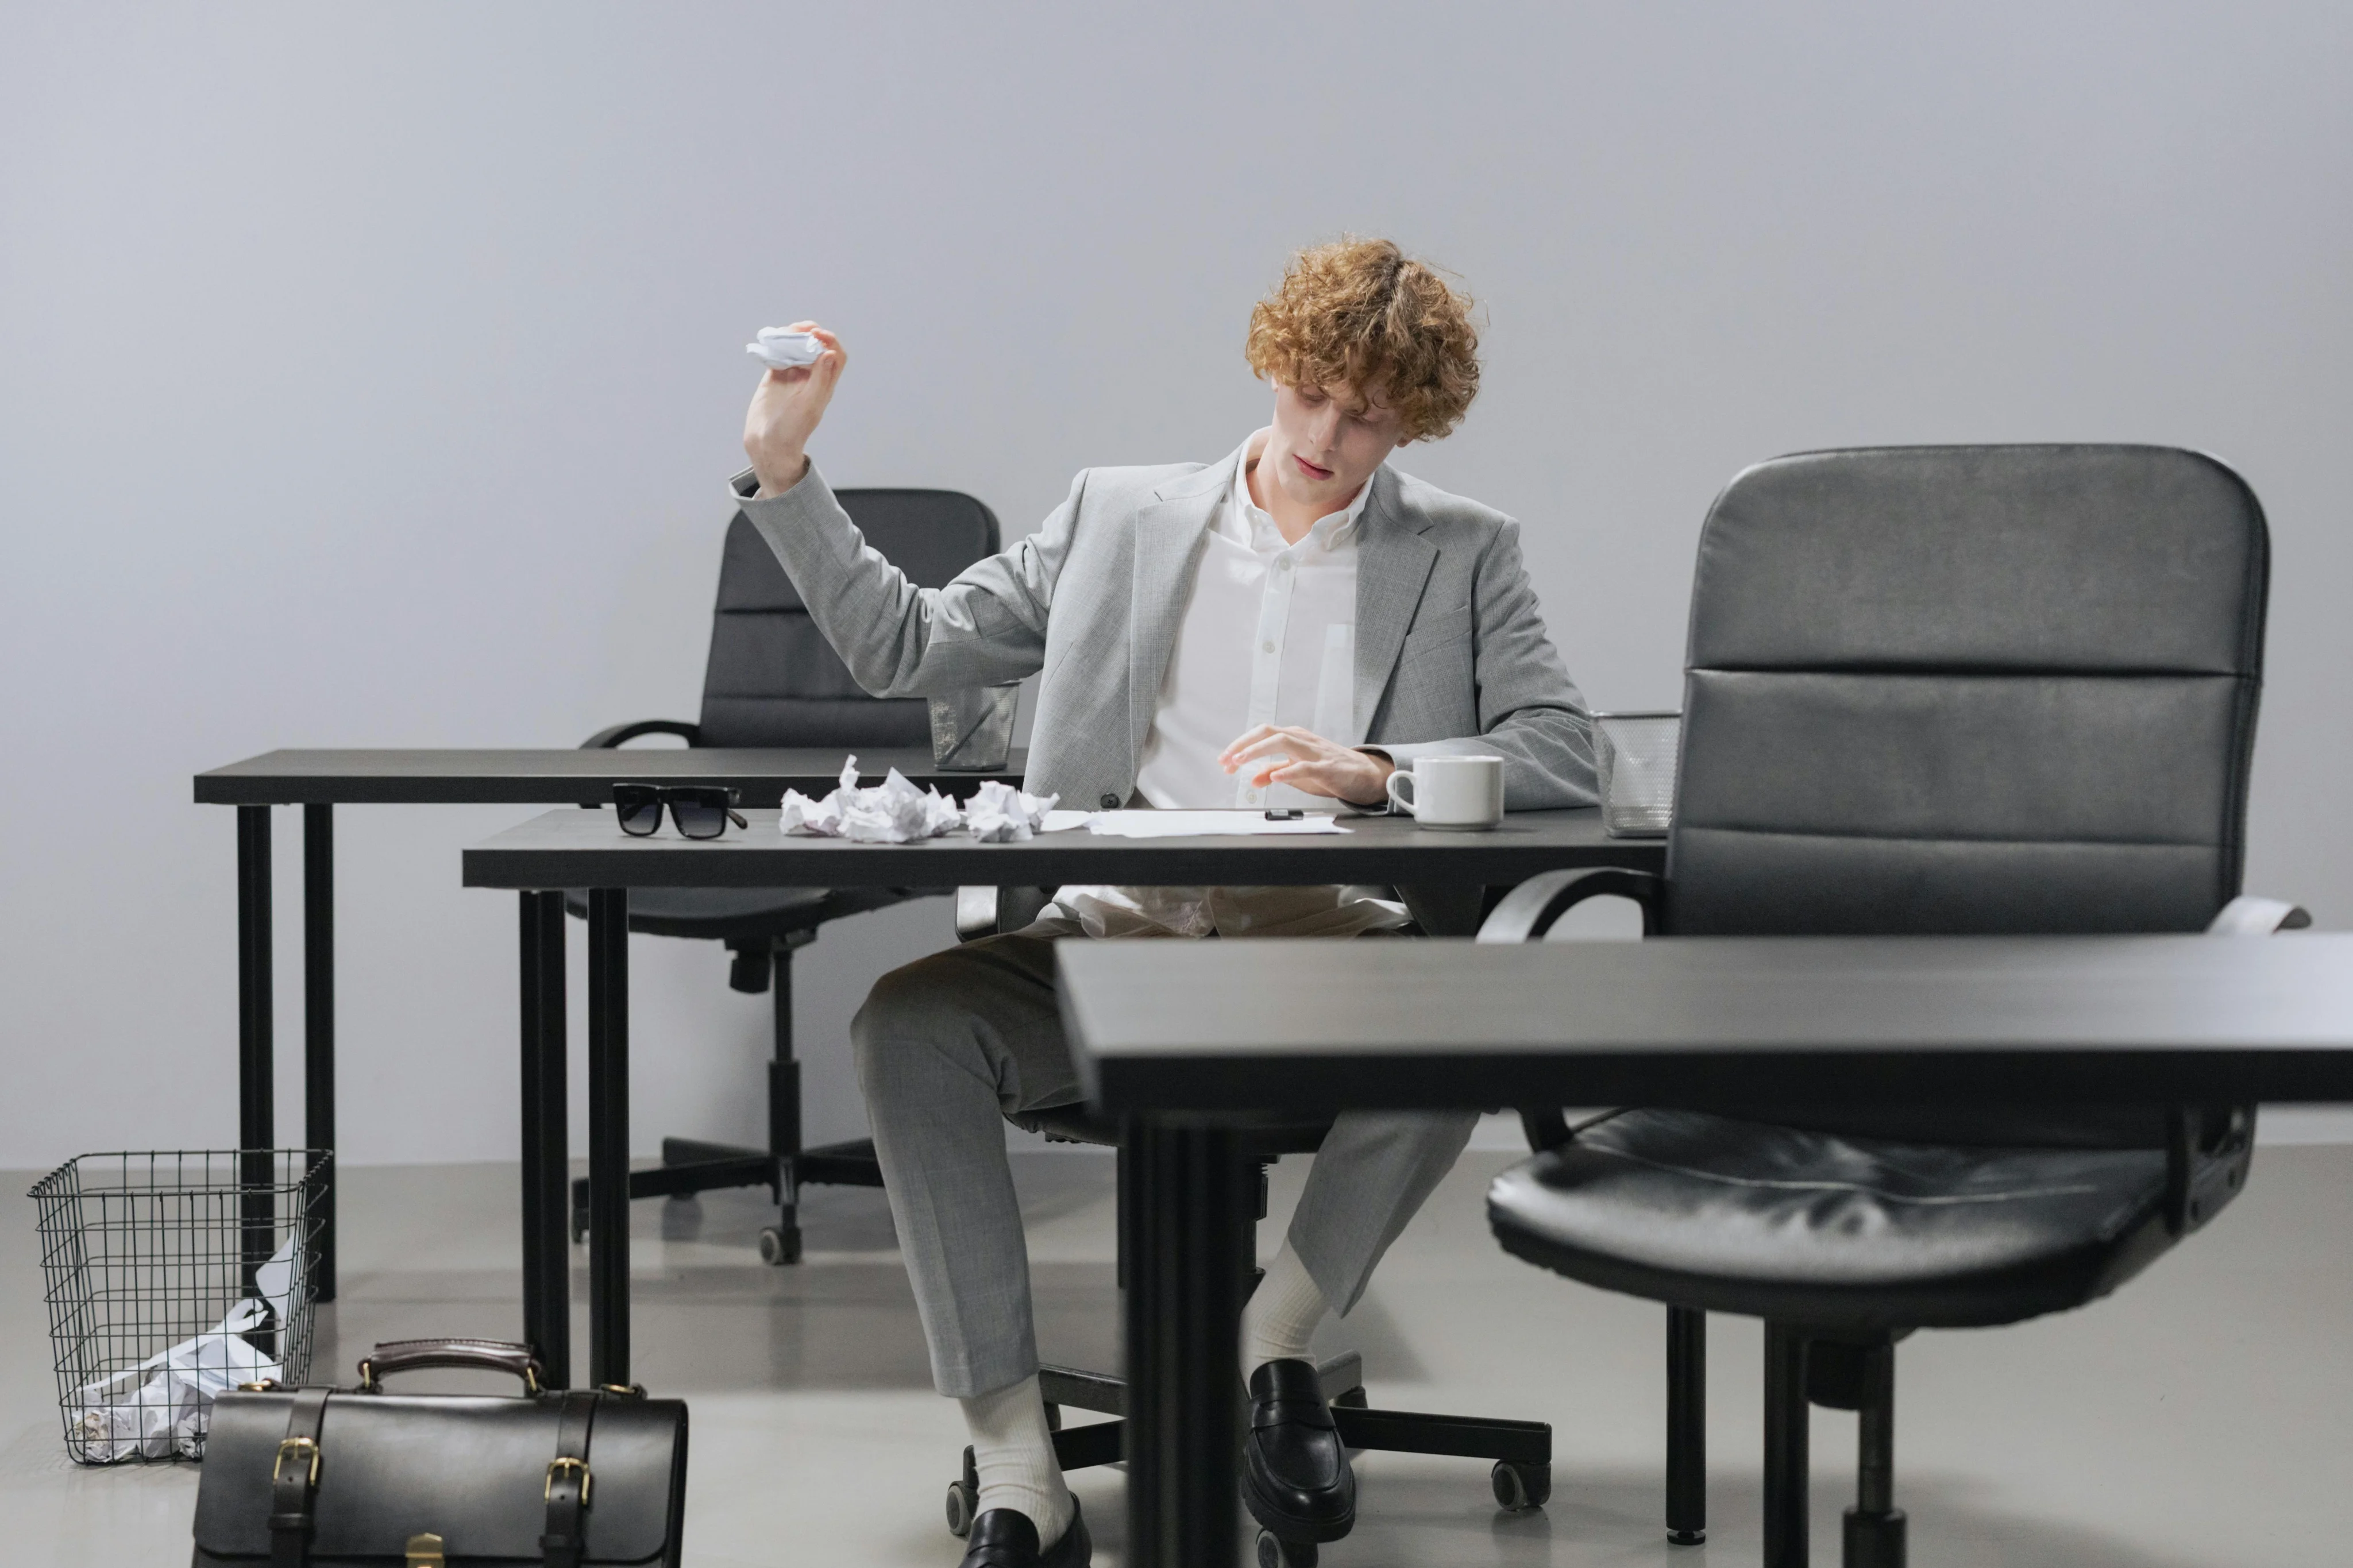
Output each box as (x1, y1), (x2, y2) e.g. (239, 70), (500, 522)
(1055, 933), (2353, 1568)
(192, 747), (1022, 1300)
(458, 806), (1661, 1399)
(462, 801), (1641, 890)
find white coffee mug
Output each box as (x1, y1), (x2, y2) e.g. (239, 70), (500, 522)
(1384, 754), (1505, 830)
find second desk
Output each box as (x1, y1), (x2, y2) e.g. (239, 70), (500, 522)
(460, 805), (1664, 1387)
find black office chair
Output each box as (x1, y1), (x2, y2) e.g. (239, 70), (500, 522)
(943, 894), (1556, 1568)
(569, 484), (1002, 1264)
(1478, 445), (2304, 1567)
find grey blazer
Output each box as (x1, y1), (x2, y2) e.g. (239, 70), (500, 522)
(739, 441), (1598, 814)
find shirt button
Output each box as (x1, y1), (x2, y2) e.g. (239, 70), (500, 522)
(1262, 640), (1276, 654)
(1276, 558), (1293, 571)
(1099, 793), (1121, 809)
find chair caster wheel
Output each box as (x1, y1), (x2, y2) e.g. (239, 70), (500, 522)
(945, 1478), (977, 1538)
(1843, 1505), (1905, 1567)
(758, 1226), (801, 1265)
(1491, 1459), (1551, 1511)
(1255, 1529), (1317, 1568)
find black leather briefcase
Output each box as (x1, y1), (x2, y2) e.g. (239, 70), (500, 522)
(190, 1339), (687, 1567)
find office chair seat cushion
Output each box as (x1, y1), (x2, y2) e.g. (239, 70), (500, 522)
(1488, 1107), (2190, 1332)
(561, 885), (935, 940)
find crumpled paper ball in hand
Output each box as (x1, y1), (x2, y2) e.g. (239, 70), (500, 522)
(963, 779), (1060, 843)
(778, 756), (964, 844)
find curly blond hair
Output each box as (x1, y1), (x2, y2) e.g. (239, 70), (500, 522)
(1245, 237), (1480, 442)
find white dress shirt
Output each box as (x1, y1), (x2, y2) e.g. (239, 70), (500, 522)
(1052, 431), (1410, 939)
(1135, 431), (1373, 810)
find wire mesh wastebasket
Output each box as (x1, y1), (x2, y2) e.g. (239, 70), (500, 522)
(28, 1149), (328, 1463)
(1594, 711), (1681, 838)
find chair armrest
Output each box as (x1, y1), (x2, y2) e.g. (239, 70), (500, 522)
(955, 886), (1059, 943)
(2166, 1102), (2257, 1236)
(1483, 870), (1664, 1152)
(581, 719), (702, 750)
(1476, 867), (1664, 944)
(2167, 893), (2295, 1232)
(955, 887), (1001, 943)
(2205, 895), (2312, 936)
(1518, 1106), (1632, 1154)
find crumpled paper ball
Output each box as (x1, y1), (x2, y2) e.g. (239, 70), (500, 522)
(779, 756), (964, 843)
(746, 327), (824, 368)
(963, 778), (1059, 842)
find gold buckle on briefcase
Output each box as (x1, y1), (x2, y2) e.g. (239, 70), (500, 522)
(405, 1532), (447, 1567)
(273, 1436), (321, 1487)
(545, 1455), (592, 1505)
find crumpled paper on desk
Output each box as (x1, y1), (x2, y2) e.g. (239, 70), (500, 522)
(963, 779), (1060, 842)
(779, 756), (965, 843)
(70, 1237), (299, 1461)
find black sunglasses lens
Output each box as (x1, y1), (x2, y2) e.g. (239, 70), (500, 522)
(670, 793), (727, 839)
(614, 787), (662, 836)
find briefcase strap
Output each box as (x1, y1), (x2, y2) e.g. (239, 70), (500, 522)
(540, 1389), (599, 1568)
(269, 1388), (333, 1568)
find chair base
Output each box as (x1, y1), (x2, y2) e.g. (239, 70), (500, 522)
(561, 926), (885, 1264)
(942, 1351), (1554, 1540)
(568, 1135), (885, 1263)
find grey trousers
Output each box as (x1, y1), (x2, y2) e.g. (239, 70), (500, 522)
(853, 926), (1479, 1399)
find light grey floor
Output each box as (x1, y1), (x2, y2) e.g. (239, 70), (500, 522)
(7, 1145), (2351, 1565)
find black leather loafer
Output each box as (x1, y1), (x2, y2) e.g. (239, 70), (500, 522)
(959, 1499), (1091, 1567)
(1243, 1358), (1356, 1543)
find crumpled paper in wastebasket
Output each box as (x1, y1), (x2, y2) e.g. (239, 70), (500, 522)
(69, 1236), (299, 1461)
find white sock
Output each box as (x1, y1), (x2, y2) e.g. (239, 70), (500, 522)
(1242, 1242), (1330, 1372)
(959, 1373), (1074, 1545)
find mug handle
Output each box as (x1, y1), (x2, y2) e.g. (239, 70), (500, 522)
(1384, 770), (1417, 816)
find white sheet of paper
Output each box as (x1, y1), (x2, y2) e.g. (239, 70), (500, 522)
(1038, 810), (1094, 833)
(1082, 810), (1348, 838)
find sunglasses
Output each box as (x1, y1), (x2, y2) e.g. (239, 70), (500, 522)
(612, 783), (749, 839)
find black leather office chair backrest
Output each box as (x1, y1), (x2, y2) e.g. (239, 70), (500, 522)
(1668, 445), (2269, 938)
(699, 488), (1002, 748)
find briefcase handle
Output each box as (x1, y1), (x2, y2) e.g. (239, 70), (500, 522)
(357, 1338), (546, 1396)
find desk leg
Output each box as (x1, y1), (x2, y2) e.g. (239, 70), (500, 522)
(586, 889), (630, 1388)
(1764, 1323), (1809, 1568)
(302, 805), (335, 1303)
(237, 806), (274, 1299)
(519, 891), (572, 1388)
(1124, 1116), (1247, 1568)
(1666, 1304), (1707, 1543)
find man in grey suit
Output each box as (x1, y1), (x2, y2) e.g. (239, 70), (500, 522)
(738, 239), (1596, 1567)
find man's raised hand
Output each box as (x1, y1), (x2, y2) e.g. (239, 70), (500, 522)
(743, 322), (847, 497)
(1220, 725), (1396, 806)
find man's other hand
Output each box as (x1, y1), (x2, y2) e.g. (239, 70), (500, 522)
(1220, 725), (1395, 806)
(743, 322), (847, 497)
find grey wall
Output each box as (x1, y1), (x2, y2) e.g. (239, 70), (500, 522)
(4, 3), (2348, 1167)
